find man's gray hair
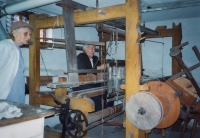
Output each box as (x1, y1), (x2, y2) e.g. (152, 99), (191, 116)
(82, 44), (89, 52)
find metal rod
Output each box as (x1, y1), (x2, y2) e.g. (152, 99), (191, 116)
(170, 62), (200, 80)
(36, 38), (105, 46)
(64, 69), (105, 73)
(141, 1), (200, 13)
(96, 23), (158, 37)
(38, 42), (100, 51)
(145, 40), (164, 44)
(47, 79), (105, 88)
(85, 110), (124, 131)
(88, 104), (123, 124)
(171, 41), (189, 50)
(107, 92), (125, 97)
(0, 0), (61, 17)
(96, 23), (125, 38)
(107, 95), (124, 102)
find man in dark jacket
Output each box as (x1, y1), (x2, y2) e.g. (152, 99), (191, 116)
(74, 44), (105, 112)
(77, 44), (105, 70)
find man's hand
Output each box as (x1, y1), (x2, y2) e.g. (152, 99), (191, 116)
(97, 64), (106, 70)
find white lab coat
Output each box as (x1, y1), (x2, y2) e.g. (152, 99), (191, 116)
(0, 39), (19, 99)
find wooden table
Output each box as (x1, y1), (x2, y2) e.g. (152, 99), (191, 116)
(0, 100), (55, 138)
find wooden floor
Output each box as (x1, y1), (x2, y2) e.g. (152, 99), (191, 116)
(45, 115), (200, 138)
(88, 118), (200, 138)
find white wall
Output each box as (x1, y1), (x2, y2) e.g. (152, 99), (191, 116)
(104, 17), (200, 86)
(141, 37), (172, 78)
(144, 17), (200, 85)
(106, 41), (125, 60)
(105, 37), (172, 79)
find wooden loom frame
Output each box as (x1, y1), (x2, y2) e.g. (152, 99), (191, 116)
(28, 0), (182, 137)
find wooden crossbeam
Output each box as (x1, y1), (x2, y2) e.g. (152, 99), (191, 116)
(33, 4), (126, 29)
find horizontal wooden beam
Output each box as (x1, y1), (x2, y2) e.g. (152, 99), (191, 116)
(146, 23), (182, 38)
(34, 15), (64, 29)
(35, 93), (66, 106)
(74, 4), (126, 24)
(33, 4), (126, 29)
(146, 29), (175, 38)
(26, 76), (52, 86)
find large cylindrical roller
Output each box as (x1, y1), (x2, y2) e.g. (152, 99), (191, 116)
(126, 81), (180, 130)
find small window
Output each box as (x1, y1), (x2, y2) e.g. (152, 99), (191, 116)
(40, 29), (46, 42)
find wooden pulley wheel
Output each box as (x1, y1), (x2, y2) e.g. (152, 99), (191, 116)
(126, 91), (164, 130)
(147, 81), (180, 128)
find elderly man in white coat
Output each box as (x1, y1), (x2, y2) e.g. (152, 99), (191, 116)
(0, 21), (32, 103)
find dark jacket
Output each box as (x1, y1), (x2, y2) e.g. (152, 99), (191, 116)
(73, 52), (102, 90)
(77, 52), (101, 70)
(74, 53), (102, 112)
(74, 53), (110, 112)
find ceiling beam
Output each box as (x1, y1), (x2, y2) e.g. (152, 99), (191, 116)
(57, 1), (87, 11)
(141, 0), (200, 12)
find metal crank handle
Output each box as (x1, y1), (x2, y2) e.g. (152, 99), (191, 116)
(170, 41), (189, 51)
(170, 41), (189, 57)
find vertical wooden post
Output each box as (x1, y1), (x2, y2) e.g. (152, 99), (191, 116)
(172, 23), (182, 75)
(29, 14), (41, 106)
(55, 77), (67, 97)
(62, 0), (78, 82)
(125, 0), (145, 137)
